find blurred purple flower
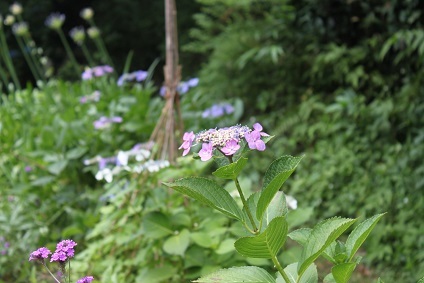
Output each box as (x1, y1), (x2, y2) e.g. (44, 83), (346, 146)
(117, 70), (148, 86)
(93, 116), (122, 129)
(82, 65), (113, 80)
(160, 78), (199, 97)
(77, 276), (94, 283)
(29, 247), (51, 261)
(25, 166), (32, 172)
(202, 103), (234, 118)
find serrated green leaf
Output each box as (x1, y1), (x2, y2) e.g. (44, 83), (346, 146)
(288, 228), (311, 246)
(194, 266), (276, 283)
(163, 177), (244, 221)
(142, 212), (173, 239)
(262, 191), (288, 228)
(281, 262), (318, 283)
(331, 263), (356, 283)
(163, 229), (190, 256)
(234, 217), (288, 258)
(345, 213), (386, 261)
(256, 155), (303, 221)
(213, 157), (248, 179)
(297, 217), (356, 278)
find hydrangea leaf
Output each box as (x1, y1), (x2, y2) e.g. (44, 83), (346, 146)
(256, 155), (303, 221)
(288, 228), (312, 246)
(213, 157), (248, 179)
(297, 217), (356, 278)
(234, 216), (288, 258)
(163, 177), (244, 221)
(142, 212), (173, 239)
(331, 262), (357, 283)
(163, 229), (190, 256)
(279, 262), (318, 283)
(345, 213), (386, 261)
(193, 266), (276, 283)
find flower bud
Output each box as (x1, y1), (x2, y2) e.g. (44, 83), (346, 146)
(45, 13), (65, 30)
(4, 15), (15, 26)
(80, 7), (94, 20)
(87, 26), (100, 38)
(12, 22), (28, 36)
(9, 2), (23, 16)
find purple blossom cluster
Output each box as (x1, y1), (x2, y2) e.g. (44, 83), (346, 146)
(79, 90), (101, 104)
(93, 116), (123, 129)
(160, 77), (199, 97)
(50, 239), (77, 262)
(202, 103), (234, 118)
(82, 65), (113, 80)
(77, 276), (94, 283)
(179, 123), (269, 161)
(117, 70), (148, 86)
(29, 247), (51, 261)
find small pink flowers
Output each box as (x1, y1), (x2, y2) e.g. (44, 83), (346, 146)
(77, 276), (94, 283)
(82, 65), (113, 80)
(179, 123), (269, 161)
(29, 247), (51, 261)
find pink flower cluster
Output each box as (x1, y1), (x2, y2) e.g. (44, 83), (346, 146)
(179, 123), (269, 161)
(50, 239), (77, 262)
(29, 247), (51, 261)
(77, 276), (94, 283)
(82, 65), (113, 80)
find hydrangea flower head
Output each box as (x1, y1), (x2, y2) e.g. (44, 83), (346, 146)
(29, 247), (51, 261)
(117, 70), (148, 86)
(87, 26), (100, 39)
(179, 123), (268, 160)
(45, 13), (65, 30)
(77, 276), (94, 283)
(202, 103), (234, 118)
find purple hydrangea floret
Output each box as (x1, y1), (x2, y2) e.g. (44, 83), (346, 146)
(202, 103), (234, 118)
(29, 247), (51, 261)
(82, 65), (113, 80)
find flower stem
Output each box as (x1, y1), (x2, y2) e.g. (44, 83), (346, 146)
(0, 29), (21, 89)
(81, 42), (95, 66)
(42, 262), (62, 283)
(233, 177), (258, 233)
(57, 28), (80, 75)
(272, 255), (291, 283)
(15, 35), (40, 82)
(68, 260), (71, 283)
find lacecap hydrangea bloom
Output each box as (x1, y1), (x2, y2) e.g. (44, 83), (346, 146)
(179, 123), (269, 161)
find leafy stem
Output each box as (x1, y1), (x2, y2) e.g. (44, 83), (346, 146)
(271, 255), (290, 283)
(227, 155), (258, 233)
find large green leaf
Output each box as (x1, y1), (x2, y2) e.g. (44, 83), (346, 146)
(234, 217), (288, 258)
(136, 263), (177, 283)
(256, 156), (303, 221)
(142, 212), (173, 239)
(194, 266), (276, 283)
(213, 157), (248, 179)
(331, 263), (356, 283)
(288, 228), (311, 246)
(280, 262), (318, 283)
(297, 217), (356, 278)
(163, 229), (190, 256)
(345, 213), (385, 261)
(164, 177), (244, 221)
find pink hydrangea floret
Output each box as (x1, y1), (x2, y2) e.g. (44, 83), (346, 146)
(179, 131), (195, 156)
(198, 142), (213, 161)
(221, 139), (240, 156)
(244, 123), (269, 151)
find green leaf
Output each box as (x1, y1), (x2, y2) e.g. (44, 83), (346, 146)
(234, 216), (288, 258)
(163, 177), (244, 221)
(194, 266), (276, 283)
(287, 207), (314, 228)
(136, 263), (177, 283)
(262, 191), (288, 229)
(191, 232), (216, 248)
(216, 238), (236, 254)
(297, 217), (356, 278)
(142, 212), (173, 239)
(65, 146), (88, 159)
(323, 273), (336, 283)
(345, 213), (386, 261)
(163, 229), (190, 256)
(288, 228), (311, 246)
(256, 155), (303, 221)
(331, 263), (356, 283)
(281, 262), (318, 283)
(212, 157), (248, 179)
(47, 160), (68, 175)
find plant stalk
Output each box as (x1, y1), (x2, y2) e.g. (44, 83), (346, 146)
(42, 262), (62, 283)
(0, 30), (21, 89)
(272, 255), (291, 283)
(57, 29), (80, 75)
(233, 177), (259, 233)
(15, 35), (41, 82)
